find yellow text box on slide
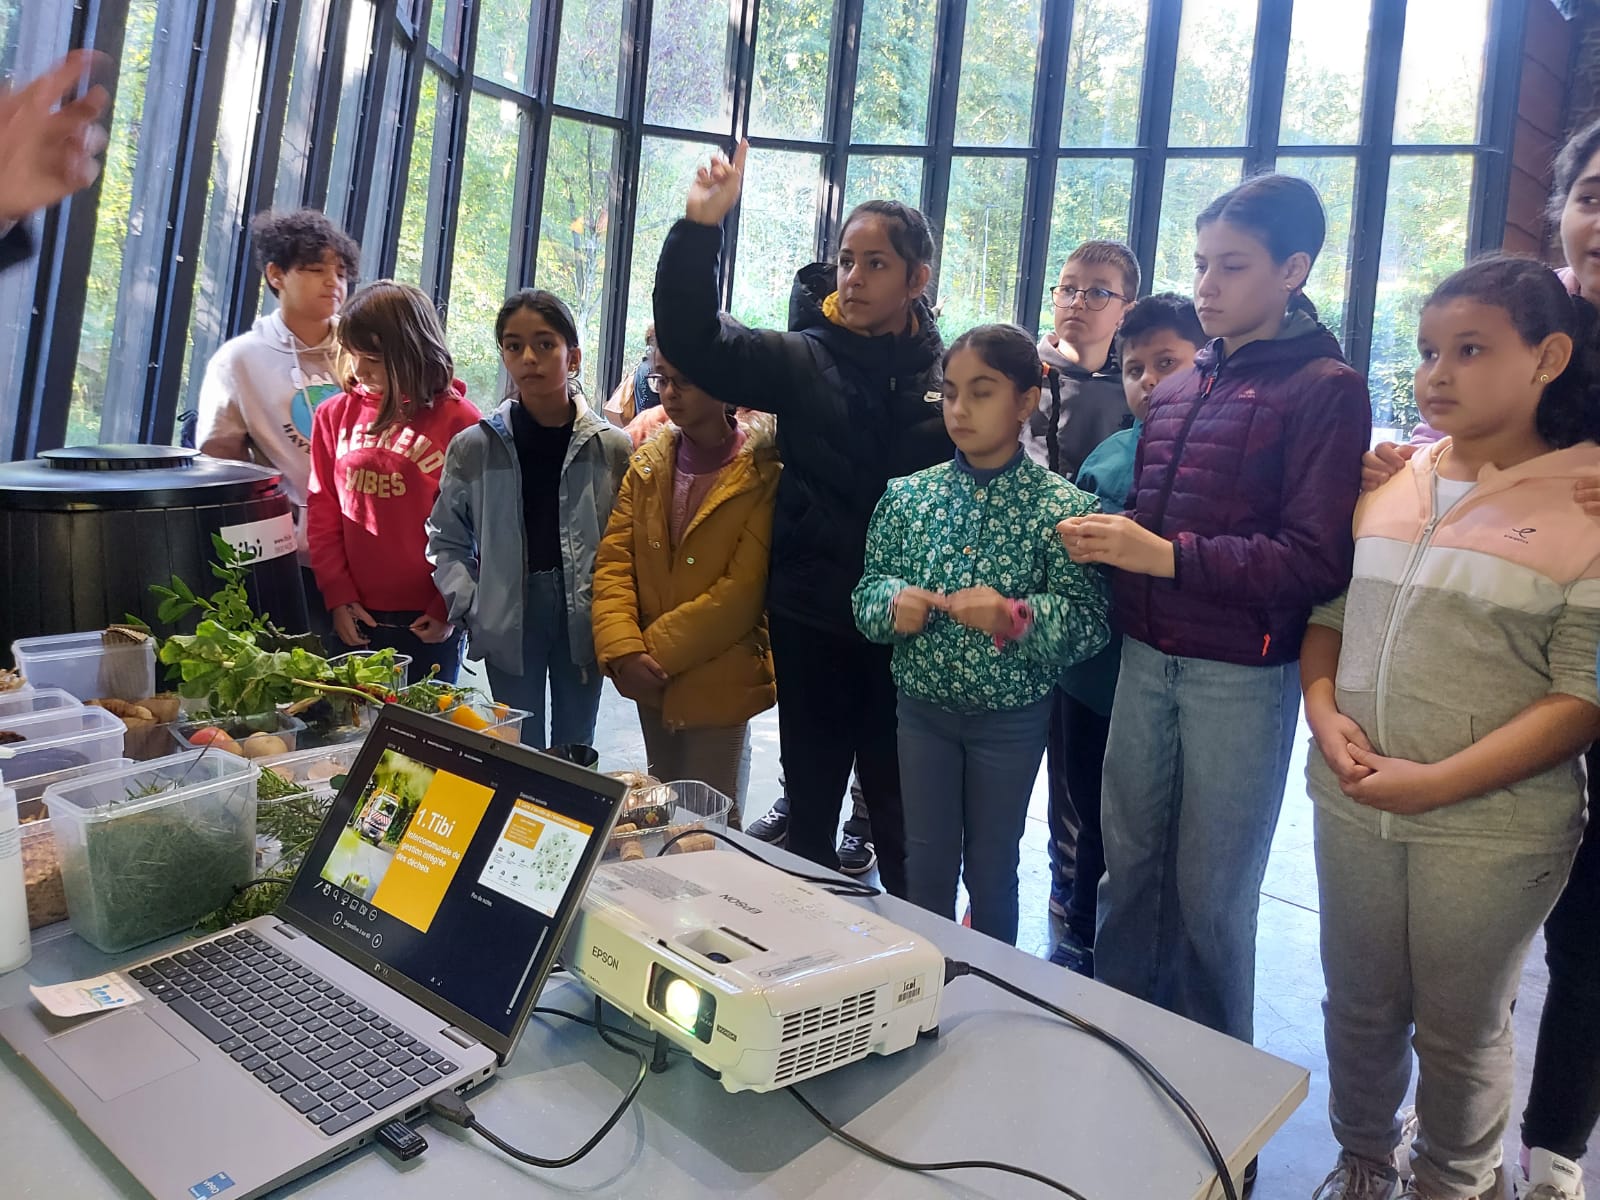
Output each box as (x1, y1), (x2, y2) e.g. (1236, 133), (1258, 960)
(372, 771), (494, 933)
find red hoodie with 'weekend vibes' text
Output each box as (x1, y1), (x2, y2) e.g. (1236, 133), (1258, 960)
(307, 379), (481, 620)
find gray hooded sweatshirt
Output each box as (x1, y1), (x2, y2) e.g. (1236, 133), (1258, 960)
(196, 310), (342, 551)
(426, 396), (630, 674)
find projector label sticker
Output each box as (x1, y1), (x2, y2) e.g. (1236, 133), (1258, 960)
(895, 975), (926, 1008)
(595, 862), (710, 903)
(754, 951), (840, 981)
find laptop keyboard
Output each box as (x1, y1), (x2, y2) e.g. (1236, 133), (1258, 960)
(128, 929), (458, 1137)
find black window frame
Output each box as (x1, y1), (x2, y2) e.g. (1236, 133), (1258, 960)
(2, 0), (1537, 452)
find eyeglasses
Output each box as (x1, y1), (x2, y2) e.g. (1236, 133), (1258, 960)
(645, 372), (692, 395)
(1050, 285), (1129, 311)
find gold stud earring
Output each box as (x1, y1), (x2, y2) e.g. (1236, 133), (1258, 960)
(1540, 374), (1550, 383)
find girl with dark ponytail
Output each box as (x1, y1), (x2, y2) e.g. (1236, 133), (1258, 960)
(1058, 173), (1372, 1068)
(1302, 254), (1600, 1200)
(1353, 119), (1600, 1199)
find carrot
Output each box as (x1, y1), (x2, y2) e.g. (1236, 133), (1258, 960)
(448, 704), (491, 731)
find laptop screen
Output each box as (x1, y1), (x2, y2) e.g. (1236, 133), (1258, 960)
(280, 707), (623, 1058)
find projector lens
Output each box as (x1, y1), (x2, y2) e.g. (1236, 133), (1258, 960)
(663, 979), (701, 1030)
(647, 963), (716, 1043)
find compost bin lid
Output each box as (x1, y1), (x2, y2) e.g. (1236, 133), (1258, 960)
(0, 445), (284, 510)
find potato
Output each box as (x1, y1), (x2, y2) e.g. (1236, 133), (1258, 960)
(240, 732), (290, 759)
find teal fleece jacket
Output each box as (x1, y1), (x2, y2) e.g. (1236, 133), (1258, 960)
(853, 452), (1110, 712)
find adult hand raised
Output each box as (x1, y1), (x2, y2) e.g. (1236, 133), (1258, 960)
(0, 51), (110, 225)
(685, 140), (748, 228)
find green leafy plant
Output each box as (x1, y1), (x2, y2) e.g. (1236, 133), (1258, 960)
(148, 534), (324, 656)
(136, 540), (401, 721)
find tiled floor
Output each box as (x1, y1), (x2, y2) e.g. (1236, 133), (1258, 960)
(491, 660), (1597, 1200)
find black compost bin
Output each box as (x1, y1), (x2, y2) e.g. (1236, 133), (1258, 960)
(0, 446), (308, 664)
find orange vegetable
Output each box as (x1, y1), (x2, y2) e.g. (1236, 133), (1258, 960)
(448, 704), (490, 731)
(437, 694), (453, 712)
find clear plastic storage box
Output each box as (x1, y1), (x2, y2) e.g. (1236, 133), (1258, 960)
(0, 705), (126, 782)
(254, 742), (363, 873)
(10, 632), (156, 702)
(172, 712), (307, 757)
(434, 698), (533, 744)
(0, 688), (82, 720)
(604, 780), (732, 861)
(43, 749), (260, 953)
(9, 757), (135, 930)
(327, 650), (414, 689)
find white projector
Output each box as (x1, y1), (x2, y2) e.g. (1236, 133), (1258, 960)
(563, 850), (945, 1092)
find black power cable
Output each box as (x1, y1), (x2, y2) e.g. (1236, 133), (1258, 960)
(788, 1085), (1092, 1200)
(946, 959), (1242, 1200)
(426, 998), (649, 1170)
(653, 827), (880, 897)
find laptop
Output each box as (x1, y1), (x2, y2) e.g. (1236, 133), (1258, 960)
(0, 704), (626, 1200)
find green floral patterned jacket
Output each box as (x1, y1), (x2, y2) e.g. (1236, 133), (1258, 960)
(853, 453), (1110, 713)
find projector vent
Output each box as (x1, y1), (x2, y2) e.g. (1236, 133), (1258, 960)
(772, 1022), (874, 1086)
(779, 989), (877, 1043)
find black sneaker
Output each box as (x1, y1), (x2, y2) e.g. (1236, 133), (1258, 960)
(745, 806), (788, 845)
(1047, 930), (1094, 975)
(836, 831), (877, 876)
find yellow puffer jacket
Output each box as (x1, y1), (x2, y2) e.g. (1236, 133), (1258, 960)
(592, 414), (780, 729)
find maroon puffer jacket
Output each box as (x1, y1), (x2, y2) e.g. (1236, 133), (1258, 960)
(1114, 319), (1370, 667)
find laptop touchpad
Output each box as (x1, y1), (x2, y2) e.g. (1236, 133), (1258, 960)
(49, 1011), (199, 1102)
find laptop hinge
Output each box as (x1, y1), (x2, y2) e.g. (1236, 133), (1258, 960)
(441, 1026), (479, 1049)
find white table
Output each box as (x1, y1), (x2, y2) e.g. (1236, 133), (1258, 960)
(0, 844), (1307, 1199)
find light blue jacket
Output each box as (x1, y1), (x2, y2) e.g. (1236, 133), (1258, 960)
(426, 397), (630, 674)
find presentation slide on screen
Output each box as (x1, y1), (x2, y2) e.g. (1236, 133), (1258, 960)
(319, 748), (494, 933)
(477, 798), (594, 918)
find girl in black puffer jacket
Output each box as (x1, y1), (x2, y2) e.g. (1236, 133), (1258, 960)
(654, 142), (951, 897)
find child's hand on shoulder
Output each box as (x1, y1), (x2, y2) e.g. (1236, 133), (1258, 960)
(1058, 514), (1175, 578)
(892, 587), (944, 635)
(1575, 473), (1600, 518)
(1340, 746), (1454, 814)
(943, 586), (1011, 637)
(1361, 442), (1415, 493)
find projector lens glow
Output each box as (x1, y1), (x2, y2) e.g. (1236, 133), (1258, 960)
(647, 963), (715, 1043)
(663, 979), (701, 1030)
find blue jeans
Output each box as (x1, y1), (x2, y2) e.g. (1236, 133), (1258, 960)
(484, 570), (602, 751)
(896, 692), (1053, 945)
(1093, 636), (1300, 1044)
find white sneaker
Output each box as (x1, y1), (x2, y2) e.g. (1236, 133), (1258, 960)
(1515, 1147), (1586, 1200)
(1313, 1152), (1401, 1200)
(1394, 1108), (1419, 1180)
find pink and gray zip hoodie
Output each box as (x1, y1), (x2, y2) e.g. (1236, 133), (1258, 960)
(1307, 437), (1600, 853)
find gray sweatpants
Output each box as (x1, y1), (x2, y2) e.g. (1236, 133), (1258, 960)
(1315, 806), (1575, 1198)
